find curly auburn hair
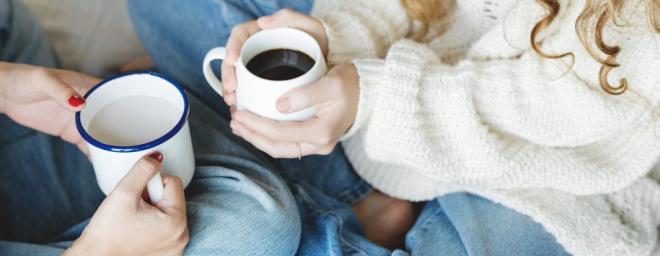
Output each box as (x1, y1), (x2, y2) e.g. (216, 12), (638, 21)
(400, 0), (660, 95)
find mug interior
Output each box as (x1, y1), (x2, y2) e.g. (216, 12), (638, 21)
(239, 28), (322, 82)
(76, 72), (188, 152)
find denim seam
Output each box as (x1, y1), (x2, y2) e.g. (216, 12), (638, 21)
(418, 201), (445, 232)
(427, 198), (469, 256)
(292, 183), (324, 215)
(336, 217), (369, 256)
(336, 179), (373, 205)
(293, 183), (370, 256)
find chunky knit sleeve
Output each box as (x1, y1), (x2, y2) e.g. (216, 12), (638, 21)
(348, 40), (655, 194)
(311, 0), (411, 65)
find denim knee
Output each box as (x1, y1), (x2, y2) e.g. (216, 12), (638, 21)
(184, 167), (301, 255)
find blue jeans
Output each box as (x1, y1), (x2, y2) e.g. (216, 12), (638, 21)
(128, 0), (570, 255)
(0, 0), (300, 255)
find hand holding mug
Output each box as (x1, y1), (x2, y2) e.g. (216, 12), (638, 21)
(231, 63), (359, 158)
(216, 9), (360, 158)
(64, 153), (189, 256)
(0, 62), (100, 153)
(219, 9), (328, 106)
(76, 73), (195, 203)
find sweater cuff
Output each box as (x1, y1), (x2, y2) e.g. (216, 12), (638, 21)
(320, 19), (365, 65)
(340, 59), (384, 140)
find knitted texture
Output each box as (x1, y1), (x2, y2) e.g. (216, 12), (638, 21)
(312, 0), (660, 255)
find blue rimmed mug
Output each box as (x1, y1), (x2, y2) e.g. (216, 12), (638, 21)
(76, 72), (194, 203)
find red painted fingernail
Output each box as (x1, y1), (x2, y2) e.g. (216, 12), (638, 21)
(68, 95), (85, 107)
(148, 152), (164, 163)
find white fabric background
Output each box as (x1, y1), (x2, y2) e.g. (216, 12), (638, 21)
(22, 0), (145, 76)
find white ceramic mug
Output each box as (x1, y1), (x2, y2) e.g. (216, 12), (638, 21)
(203, 27), (327, 121)
(76, 72), (195, 203)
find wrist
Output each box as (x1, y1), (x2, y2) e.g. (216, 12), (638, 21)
(0, 92), (4, 113)
(339, 60), (382, 140)
(0, 62), (42, 114)
(64, 233), (115, 256)
(0, 62), (9, 113)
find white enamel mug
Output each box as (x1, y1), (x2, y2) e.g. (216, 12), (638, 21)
(203, 27), (327, 121)
(76, 72), (195, 203)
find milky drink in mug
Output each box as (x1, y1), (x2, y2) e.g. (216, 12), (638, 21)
(76, 73), (195, 203)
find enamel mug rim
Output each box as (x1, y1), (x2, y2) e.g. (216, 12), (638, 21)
(75, 72), (190, 153)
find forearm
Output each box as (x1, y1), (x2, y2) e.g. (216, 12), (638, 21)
(62, 242), (89, 256)
(350, 40), (646, 147)
(0, 91), (4, 113)
(0, 62), (11, 113)
(0, 62), (54, 114)
(63, 234), (115, 256)
(347, 40), (654, 193)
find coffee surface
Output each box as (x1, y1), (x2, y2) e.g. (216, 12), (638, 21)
(246, 49), (314, 80)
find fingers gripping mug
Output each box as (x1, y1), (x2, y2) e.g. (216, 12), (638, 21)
(203, 27), (327, 121)
(76, 72), (195, 203)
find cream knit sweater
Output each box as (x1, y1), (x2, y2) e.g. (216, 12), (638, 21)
(311, 0), (660, 255)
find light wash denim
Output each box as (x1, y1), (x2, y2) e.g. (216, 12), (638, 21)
(0, 0), (300, 255)
(129, 0), (571, 255)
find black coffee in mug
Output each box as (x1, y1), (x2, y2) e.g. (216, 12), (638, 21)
(246, 49), (315, 81)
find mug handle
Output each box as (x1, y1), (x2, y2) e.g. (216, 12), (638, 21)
(146, 173), (164, 203)
(203, 47), (227, 96)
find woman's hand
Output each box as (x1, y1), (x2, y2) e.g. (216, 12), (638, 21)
(220, 9), (327, 106)
(0, 62), (100, 153)
(64, 153), (189, 256)
(230, 64), (359, 158)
